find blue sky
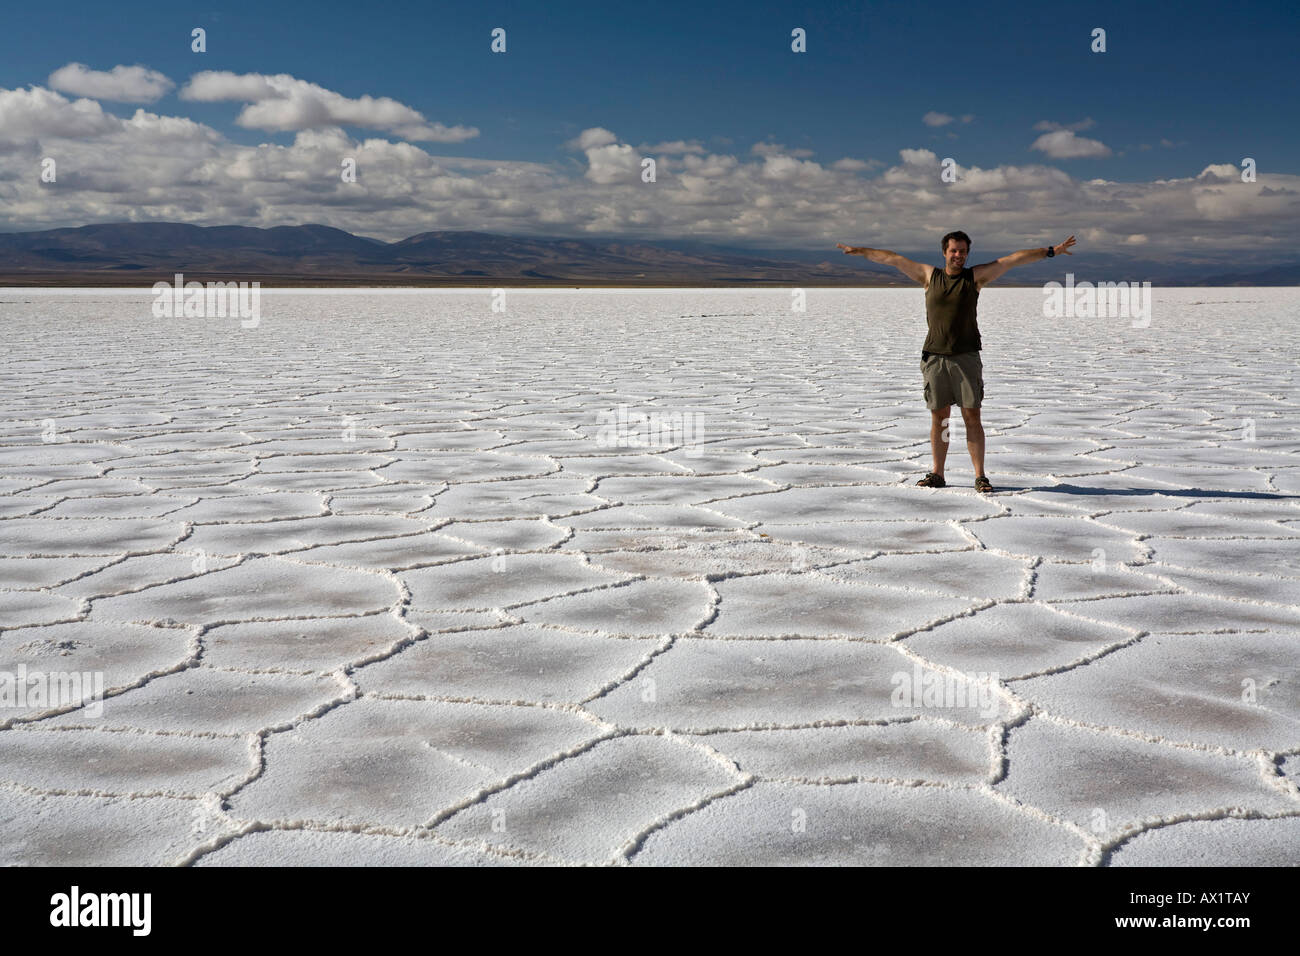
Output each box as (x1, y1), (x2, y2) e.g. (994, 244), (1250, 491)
(1, 0), (1297, 260)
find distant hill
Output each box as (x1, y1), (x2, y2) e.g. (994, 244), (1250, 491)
(0, 223), (887, 286)
(0, 222), (1295, 286)
(1196, 264), (1300, 286)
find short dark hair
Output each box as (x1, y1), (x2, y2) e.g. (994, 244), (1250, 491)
(941, 230), (972, 253)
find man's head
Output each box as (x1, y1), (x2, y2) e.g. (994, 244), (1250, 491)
(941, 230), (971, 272)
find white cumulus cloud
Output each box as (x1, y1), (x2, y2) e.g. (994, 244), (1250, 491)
(1030, 130), (1112, 159)
(568, 128), (642, 184)
(565, 127), (618, 151)
(0, 86), (121, 148)
(899, 148), (939, 166)
(179, 71), (477, 142)
(47, 63), (175, 103)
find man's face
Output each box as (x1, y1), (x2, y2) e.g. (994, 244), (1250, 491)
(944, 239), (969, 271)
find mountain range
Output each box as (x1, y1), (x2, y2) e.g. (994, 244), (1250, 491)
(0, 223), (1294, 286)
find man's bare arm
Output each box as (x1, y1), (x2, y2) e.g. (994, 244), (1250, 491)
(973, 235), (1076, 287)
(836, 243), (932, 286)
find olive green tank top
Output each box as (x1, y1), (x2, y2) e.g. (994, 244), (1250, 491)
(922, 266), (981, 355)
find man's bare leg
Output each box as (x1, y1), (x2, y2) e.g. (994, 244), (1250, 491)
(929, 406), (951, 476)
(960, 405), (985, 476)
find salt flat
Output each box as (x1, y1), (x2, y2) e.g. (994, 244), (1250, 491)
(0, 287), (1297, 867)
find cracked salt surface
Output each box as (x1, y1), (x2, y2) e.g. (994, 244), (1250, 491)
(1, 288), (1298, 866)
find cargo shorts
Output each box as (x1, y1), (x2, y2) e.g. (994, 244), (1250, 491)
(921, 350), (983, 409)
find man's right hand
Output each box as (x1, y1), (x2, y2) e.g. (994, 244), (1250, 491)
(836, 243), (930, 286)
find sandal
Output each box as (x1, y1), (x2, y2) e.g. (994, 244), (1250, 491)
(916, 472), (946, 488)
(975, 475), (994, 494)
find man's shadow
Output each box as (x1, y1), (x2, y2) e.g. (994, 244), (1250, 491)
(996, 483), (1300, 501)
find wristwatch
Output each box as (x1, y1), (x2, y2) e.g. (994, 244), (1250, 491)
(1046, 245), (1055, 258)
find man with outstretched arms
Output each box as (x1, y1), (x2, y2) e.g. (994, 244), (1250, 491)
(837, 231), (1076, 493)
